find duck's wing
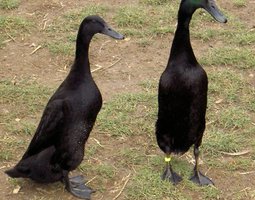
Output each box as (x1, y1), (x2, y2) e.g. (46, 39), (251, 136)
(21, 99), (65, 160)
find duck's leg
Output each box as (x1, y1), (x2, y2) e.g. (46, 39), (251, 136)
(69, 175), (86, 185)
(63, 171), (95, 199)
(161, 154), (182, 185)
(190, 146), (214, 186)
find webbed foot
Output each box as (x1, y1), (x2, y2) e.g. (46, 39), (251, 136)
(161, 165), (182, 185)
(190, 146), (214, 186)
(67, 181), (95, 199)
(190, 169), (214, 186)
(69, 175), (86, 185)
(64, 174), (95, 199)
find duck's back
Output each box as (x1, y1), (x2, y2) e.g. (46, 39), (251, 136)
(156, 63), (208, 154)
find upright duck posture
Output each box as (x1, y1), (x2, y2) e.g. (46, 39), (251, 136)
(5, 15), (124, 199)
(156, 0), (227, 185)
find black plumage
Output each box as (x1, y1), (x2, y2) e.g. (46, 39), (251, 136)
(5, 15), (124, 199)
(156, 0), (227, 185)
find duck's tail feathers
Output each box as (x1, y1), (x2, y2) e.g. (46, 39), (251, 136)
(5, 165), (30, 178)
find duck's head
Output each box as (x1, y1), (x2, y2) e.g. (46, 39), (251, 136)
(79, 15), (124, 40)
(181, 0), (227, 23)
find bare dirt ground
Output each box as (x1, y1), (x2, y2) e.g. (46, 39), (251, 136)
(1, 0), (255, 200)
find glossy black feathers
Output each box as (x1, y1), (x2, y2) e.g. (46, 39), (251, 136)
(156, 1), (208, 155)
(5, 16), (123, 183)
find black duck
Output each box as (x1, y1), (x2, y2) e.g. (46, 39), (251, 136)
(156, 0), (227, 185)
(5, 15), (124, 199)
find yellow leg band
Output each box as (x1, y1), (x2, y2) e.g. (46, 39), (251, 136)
(165, 156), (171, 162)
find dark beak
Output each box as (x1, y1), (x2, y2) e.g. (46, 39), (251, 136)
(101, 25), (124, 40)
(203, 0), (227, 23)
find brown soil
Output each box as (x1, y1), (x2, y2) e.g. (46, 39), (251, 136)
(1, 0), (254, 200)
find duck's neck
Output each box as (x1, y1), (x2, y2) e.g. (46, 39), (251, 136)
(168, 9), (197, 66)
(71, 34), (93, 75)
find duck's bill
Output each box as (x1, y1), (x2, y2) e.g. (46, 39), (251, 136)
(204, 0), (227, 23)
(102, 26), (124, 40)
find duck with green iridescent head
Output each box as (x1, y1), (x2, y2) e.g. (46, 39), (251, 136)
(156, 0), (227, 186)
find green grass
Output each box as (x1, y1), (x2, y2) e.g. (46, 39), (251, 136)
(125, 156), (221, 199)
(94, 74), (253, 198)
(227, 158), (252, 171)
(79, 162), (116, 179)
(0, 16), (33, 47)
(232, 0), (247, 7)
(207, 69), (254, 107)
(48, 4), (108, 33)
(45, 1), (177, 52)
(97, 92), (157, 137)
(190, 7), (255, 46)
(47, 42), (74, 55)
(232, 31), (255, 45)
(0, 149), (13, 161)
(117, 148), (147, 166)
(61, 4), (109, 31)
(216, 107), (250, 129)
(0, 79), (53, 161)
(114, 3), (176, 37)
(125, 168), (191, 200)
(193, 28), (219, 42)
(139, 0), (169, 5)
(45, 4), (108, 55)
(200, 47), (255, 69)
(2, 76), (251, 197)
(1, 0), (255, 199)
(203, 129), (242, 156)
(204, 68), (254, 160)
(114, 6), (147, 28)
(199, 28), (255, 46)
(0, 16), (32, 33)
(0, 79), (52, 115)
(0, 34), (5, 48)
(0, 0), (20, 9)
